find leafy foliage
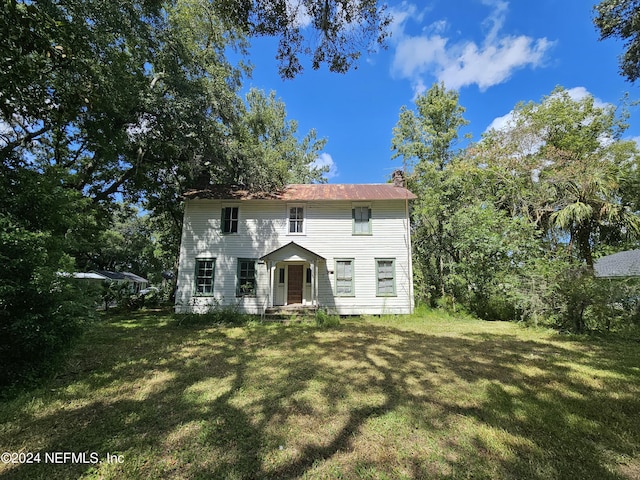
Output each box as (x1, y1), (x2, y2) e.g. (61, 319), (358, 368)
(2, 0), (376, 384)
(0, 168), (97, 386)
(395, 84), (640, 331)
(214, 0), (391, 78)
(594, 0), (640, 82)
(392, 82), (470, 303)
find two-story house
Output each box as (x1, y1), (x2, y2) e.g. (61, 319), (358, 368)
(175, 174), (417, 315)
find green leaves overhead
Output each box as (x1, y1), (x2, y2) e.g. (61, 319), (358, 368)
(594, 0), (640, 82)
(213, 0), (391, 78)
(2, 0), (375, 205)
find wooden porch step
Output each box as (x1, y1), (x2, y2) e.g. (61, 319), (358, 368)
(263, 305), (318, 320)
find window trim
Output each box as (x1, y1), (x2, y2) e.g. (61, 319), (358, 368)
(194, 258), (216, 297)
(287, 203), (305, 235)
(236, 258), (257, 297)
(221, 205), (239, 234)
(375, 258), (396, 297)
(352, 204), (372, 235)
(335, 258), (355, 297)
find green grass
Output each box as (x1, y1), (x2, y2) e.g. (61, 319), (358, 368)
(1, 308), (639, 479)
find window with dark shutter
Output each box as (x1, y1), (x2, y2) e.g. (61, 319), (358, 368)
(353, 206), (371, 234)
(222, 207), (239, 233)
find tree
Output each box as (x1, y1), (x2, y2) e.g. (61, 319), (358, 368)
(594, 0), (640, 82)
(0, 166), (97, 386)
(391, 82), (469, 304)
(215, 88), (328, 189)
(476, 87), (640, 266)
(1, 0), (380, 205)
(1, 0), (248, 204)
(1, 0), (352, 384)
(214, 0), (391, 78)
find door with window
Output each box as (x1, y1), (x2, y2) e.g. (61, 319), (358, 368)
(287, 265), (303, 304)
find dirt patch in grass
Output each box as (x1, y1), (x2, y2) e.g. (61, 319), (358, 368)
(1, 311), (639, 479)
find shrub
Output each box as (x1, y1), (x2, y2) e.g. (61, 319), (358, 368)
(316, 309), (340, 328)
(172, 299), (253, 326)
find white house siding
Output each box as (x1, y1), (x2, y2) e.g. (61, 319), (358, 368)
(175, 198), (414, 315)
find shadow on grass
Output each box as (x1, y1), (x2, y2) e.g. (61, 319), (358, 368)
(1, 313), (639, 479)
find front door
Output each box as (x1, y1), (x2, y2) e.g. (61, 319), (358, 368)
(287, 265), (303, 304)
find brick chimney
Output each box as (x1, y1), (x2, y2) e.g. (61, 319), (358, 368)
(392, 169), (405, 188)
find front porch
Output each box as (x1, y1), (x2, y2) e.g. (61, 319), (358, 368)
(260, 241), (325, 313)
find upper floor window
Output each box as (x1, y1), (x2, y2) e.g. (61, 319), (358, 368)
(288, 205), (304, 233)
(353, 206), (371, 235)
(221, 206), (239, 234)
(195, 258), (215, 296)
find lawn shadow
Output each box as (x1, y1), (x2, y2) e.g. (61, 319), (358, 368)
(1, 315), (639, 479)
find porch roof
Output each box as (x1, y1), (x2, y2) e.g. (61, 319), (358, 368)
(260, 242), (325, 263)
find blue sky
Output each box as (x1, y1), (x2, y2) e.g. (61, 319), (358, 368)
(241, 0), (639, 184)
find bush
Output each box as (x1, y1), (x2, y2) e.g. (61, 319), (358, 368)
(315, 309), (340, 328)
(172, 300), (253, 326)
(0, 271), (96, 388)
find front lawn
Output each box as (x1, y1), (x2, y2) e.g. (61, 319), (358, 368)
(1, 310), (639, 479)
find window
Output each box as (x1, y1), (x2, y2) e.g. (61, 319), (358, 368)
(221, 206), (239, 234)
(237, 259), (256, 296)
(278, 268), (285, 284)
(335, 259), (354, 296)
(288, 206), (304, 233)
(353, 206), (371, 235)
(306, 267), (312, 284)
(376, 259), (396, 296)
(195, 259), (215, 295)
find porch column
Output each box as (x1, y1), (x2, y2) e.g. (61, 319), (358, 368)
(310, 260), (315, 307)
(267, 261), (274, 308)
(314, 258), (319, 308)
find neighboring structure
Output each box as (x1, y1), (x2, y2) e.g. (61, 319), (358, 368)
(175, 177), (416, 315)
(73, 270), (150, 293)
(593, 250), (640, 278)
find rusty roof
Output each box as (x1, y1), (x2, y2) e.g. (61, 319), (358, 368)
(183, 184), (417, 201)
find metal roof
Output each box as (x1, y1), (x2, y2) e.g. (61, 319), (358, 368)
(91, 270), (149, 282)
(593, 250), (640, 278)
(183, 183), (417, 201)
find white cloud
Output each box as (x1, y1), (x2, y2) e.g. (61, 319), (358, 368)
(562, 87), (608, 109)
(485, 86), (611, 134)
(438, 36), (553, 91)
(391, 1), (555, 93)
(480, 0), (509, 44)
(392, 35), (448, 79)
(486, 111), (516, 132)
(313, 152), (338, 179)
(389, 2), (428, 39)
(0, 119), (13, 148)
(285, 0), (312, 28)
